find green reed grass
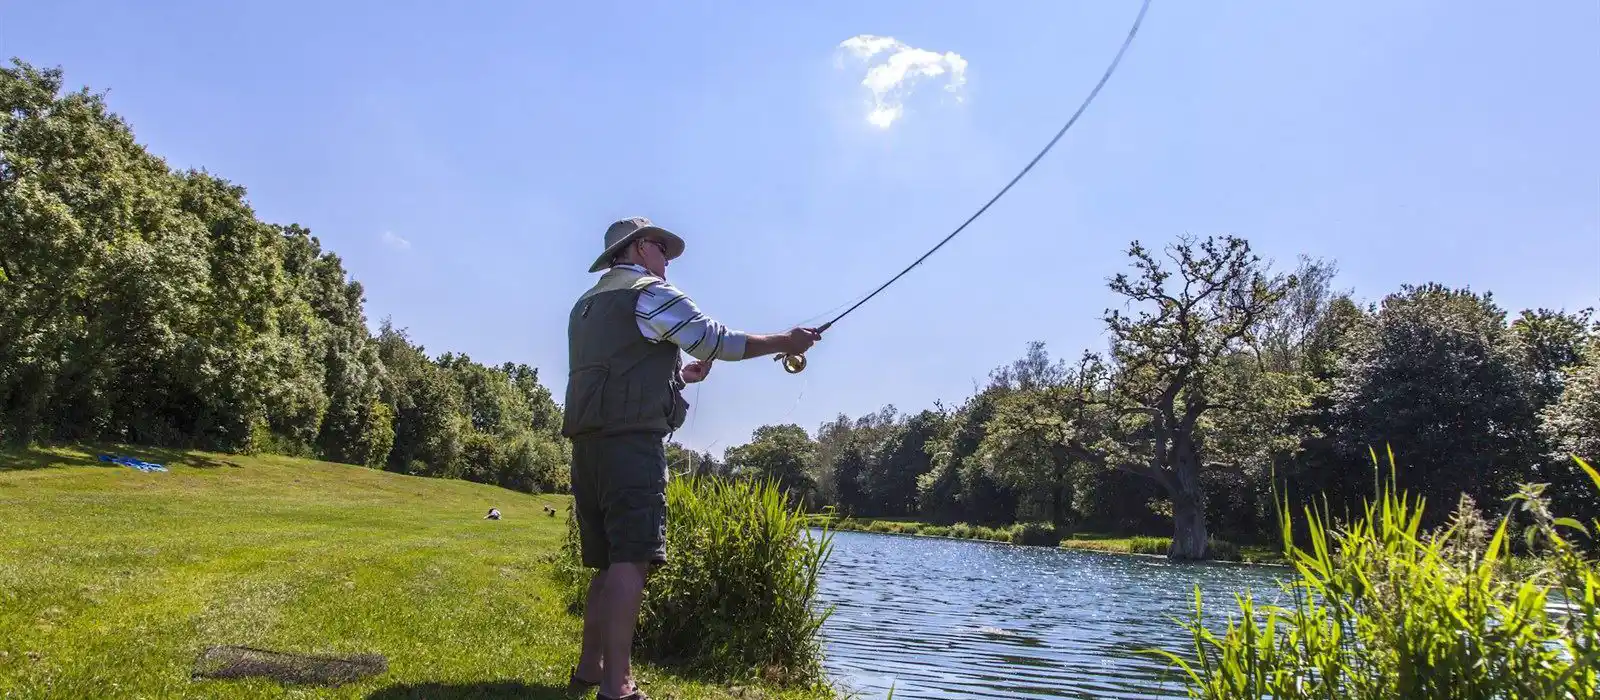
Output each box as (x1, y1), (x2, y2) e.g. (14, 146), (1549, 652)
(559, 476), (835, 688)
(1147, 452), (1600, 698)
(1013, 522), (1060, 547)
(1121, 536), (1244, 561)
(819, 517), (1049, 546)
(1129, 536), (1170, 556)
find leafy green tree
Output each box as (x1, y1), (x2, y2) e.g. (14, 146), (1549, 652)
(862, 409), (940, 517)
(1277, 293), (1370, 503)
(1331, 284), (1541, 518)
(809, 406), (902, 517)
(1539, 337), (1600, 518)
(1541, 340), (1600, 464)
(723, 424), (818, 505)
(976, 344), (1085, 529)
(1, 60), (209, 445)
(503, 433), (570, 493)
(830, 446), (870, 516)
(921, 386), (1016, 525)
(1511, 307), (1594, 408)
(356, 400), (397, 469)
(0, 60), (567, 494)
(176, 171), (309, 451)
(981, 388), (1077, 529)
(1511, 306), (1595, 520)
(376, 321), (467, 478)
(501, 362), (560, 435)
(810, 413), (858, 508)
(1058, 236), (1300, 559)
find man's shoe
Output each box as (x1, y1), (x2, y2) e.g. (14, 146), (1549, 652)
(566, 669), (600, 694)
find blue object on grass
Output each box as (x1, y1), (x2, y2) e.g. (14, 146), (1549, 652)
(98, 454), (168, 472)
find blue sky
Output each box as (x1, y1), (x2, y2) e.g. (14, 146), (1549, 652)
(5, 1), (1597, 453)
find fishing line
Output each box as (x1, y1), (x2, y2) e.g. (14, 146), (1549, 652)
(682, 0), (1154, 455)
(777, 0), (1154, 373)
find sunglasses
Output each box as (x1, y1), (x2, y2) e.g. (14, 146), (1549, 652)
(638, 238), (669, 256)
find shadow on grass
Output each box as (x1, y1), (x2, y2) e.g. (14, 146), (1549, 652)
(0, 444), (243, 472)
(366, 681), (572, 699)
(0, 445), (104, 472)
(125, 446), (242, 470)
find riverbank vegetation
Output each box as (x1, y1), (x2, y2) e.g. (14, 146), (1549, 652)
(807, 514), (1026, 544)
(1155, 455), (1600, 698)
(555, 477), (835, 689)
(807, 515), (1278, 563)
(690, 242), (1599, 561)
(1065, 535), (1255, 564)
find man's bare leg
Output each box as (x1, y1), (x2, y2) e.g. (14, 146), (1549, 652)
(599, 562), (650, 698)
(574, 571), (608, 683)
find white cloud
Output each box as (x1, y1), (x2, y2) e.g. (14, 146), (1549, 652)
(380, 231), (411, 250)
(836, 34), (967, 128)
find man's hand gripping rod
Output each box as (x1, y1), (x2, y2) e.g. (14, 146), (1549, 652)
(774, 320), (833, 374)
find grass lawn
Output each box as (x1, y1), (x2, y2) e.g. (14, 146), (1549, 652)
(0, 445), (833, 700)
(1058, 534), (1285, 564)
(1056, 535), (1135, 554)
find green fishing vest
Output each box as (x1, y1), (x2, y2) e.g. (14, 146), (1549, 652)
(561, 267), (688, 439)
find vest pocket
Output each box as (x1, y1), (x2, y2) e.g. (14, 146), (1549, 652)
(667, 391), (689, 431)
(622, 380), (643, 423)
(561, 364), (610, 437)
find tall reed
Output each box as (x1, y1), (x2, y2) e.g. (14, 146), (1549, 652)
(1148, 452), (1600, 698)
(557, 476), (835, 686)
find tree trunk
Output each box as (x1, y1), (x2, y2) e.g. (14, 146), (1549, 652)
(1048, 445), (1070, 531)
(1169, 493), (1208, 559)
(1052, 476), (1066, 530)
(1168, 443), (1209, 560)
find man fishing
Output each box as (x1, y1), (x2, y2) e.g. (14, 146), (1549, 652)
(561, 216), (821, 700)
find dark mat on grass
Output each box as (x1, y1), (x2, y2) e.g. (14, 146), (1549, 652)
(192, 645), (387, 686)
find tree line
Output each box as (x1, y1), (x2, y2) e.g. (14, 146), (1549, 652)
(0, 61), (569, 493)
(6, 59), (1596, 556)
(697, 240), (1600, 559)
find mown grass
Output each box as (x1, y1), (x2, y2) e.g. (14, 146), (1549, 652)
(0, 445), (833, 700)
(1059, 535), (1279, 564)
(807, 516), (1022, 545)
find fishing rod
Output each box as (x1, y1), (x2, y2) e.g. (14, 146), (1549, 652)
(775, 0), (1154, 375)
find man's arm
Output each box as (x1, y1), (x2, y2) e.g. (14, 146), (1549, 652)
(636, 280), (818, 360)
(742, 329), (822, 359)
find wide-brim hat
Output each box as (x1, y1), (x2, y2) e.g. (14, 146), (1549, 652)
(589, 216), (685, 273)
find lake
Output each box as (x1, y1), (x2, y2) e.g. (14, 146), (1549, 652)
(813, 529), (1289, 699)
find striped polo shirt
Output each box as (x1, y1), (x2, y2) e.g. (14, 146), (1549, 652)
(611, 264), (749, 362)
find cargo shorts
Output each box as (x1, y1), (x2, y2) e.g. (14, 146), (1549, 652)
(569, 431), (669, 569)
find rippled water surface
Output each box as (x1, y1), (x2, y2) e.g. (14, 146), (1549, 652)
(814, 530), (1288, 699)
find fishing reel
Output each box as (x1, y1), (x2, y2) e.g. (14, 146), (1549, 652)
(775, 353), (807, 374)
